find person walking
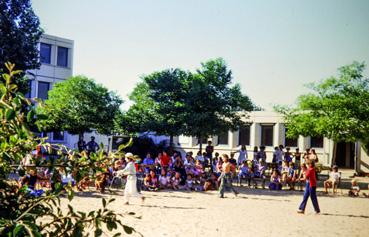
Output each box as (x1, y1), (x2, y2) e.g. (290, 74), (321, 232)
(218, 154), (238, 198)
(297, 161), (320, 214)
(120, 152), (145, 205)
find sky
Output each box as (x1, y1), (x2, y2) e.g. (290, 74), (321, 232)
(32, 0), (369, 110)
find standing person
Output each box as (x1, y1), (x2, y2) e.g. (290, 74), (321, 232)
(235, 145), (248, 165)
(294, 148), (302, 169)
(206, 141), (214, 171)
(297, 161), (320, 214)
(257, 146), (267, 163)
(77, 137), (86, 152)
(120, 153), (145, 205)
(86, 136), (99, 154)
(309, 149), (319, 163)
(218, 154), (238, 198)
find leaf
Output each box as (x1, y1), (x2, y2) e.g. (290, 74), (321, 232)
(12, 224), (24, 236)
(102, 198), (106, 208)
(5, 109), (16, 120)
(123, 225), (134, 234)
(94, 228), (103, 237)
(27, 110), (35, 122)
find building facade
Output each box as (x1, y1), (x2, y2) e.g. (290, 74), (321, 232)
(27, 34), (108, 150)
(172, 111), (367, 173)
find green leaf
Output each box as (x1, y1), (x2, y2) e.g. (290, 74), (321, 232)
(123, 225), (134, 234)
(5, 108), (16, 120)
(94, 228), (103, 237)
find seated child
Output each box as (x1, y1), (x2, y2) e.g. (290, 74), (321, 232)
(204, 173), (219, 191)
(144, 173), (158, 191)
(186, 174), (194, 191)
(281, 161), (290, 185)
(238, 160), (251, 186)
(150, 170), (159, 191)
(254, 160), (267, 189)
(195, 160), (204, 176)
(269, 170), (282, 190)
(159, 169), (171, 189)
(297, 163), (307, 191)
(286, 163), (296, 190)
(348, 179), (360, 197)
(171, 172), (182, 190)
(324, 165), (340, 194)
(95, 172), (109, 193)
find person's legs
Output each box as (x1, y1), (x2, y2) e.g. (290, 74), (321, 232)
(298, 182), (310, 212)
(226, 174), (238, 196)
(219, 176), (225, 198)
(310, 186), (320, 213)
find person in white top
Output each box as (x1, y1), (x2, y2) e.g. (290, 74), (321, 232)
(235, 145), (248, 165)
(324, 165), (340, 194)
(118, 153), (145, 205)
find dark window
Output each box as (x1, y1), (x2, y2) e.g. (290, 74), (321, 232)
(285, 128), (298, 147)
(197, 137), (208, 145)
(37, 81), (50, 100)
(40, 43), (51, 64)
(57, 46), (68, 67)
(239, 125), (250, 146)
(311, 136), (323, 148)
(24, 80), (32, 98)
(261, 125), (274, 146)
(218, 131), (229, 145)
(53, 131), (64, 141)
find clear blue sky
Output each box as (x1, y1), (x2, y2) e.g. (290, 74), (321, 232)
(32, 0), (369, 110)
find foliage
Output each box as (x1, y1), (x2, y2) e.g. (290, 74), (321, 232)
(0, 64), (137, 237)
(118, 58), (256, 150)
(37, 76), (123, 137)
(0, 0), (43, 93)
(183, 58), (255, 150)
(276, 61), (369, 151)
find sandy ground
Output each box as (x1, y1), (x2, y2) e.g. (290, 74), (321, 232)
(60, 187), (369, 237)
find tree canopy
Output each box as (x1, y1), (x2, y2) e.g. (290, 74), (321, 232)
(0, 0), (43, 92)
(37, 76), (122, 137)
(277, 61), (369, 151)
(118, 58), (256, 150)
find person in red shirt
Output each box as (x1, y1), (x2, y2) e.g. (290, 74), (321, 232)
(297, 161), (320, 214)
(160, 151), (170, 170)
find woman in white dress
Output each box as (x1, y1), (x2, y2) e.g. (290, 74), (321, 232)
(235, 145), (248, 165)
(121, 152), (145, 205)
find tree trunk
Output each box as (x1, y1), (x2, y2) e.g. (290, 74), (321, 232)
(198, 135), (203, 153)
(79, 132), (84, 141)
(169, 135), (174, 148)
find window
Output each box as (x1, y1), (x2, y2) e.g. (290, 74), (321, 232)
(197, 137), (208, 145)
(261, 125), (274, 146)
(285, 128), (298, 147)
(24, 80), (32, 98)
(57, 46), (68, 67)
(40, 43), (51, 64)
(218, 131), (229, 145)
(52, 131), (64, 141)
(311, 136), (323, 148)
(37, 81), (50, 100)
(239, 125), (250, 146)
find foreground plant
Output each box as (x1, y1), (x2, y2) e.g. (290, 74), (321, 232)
(0, 63), (137, 237)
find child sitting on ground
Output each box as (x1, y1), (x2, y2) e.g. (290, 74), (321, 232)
(204, 173), (218, 191)
(287, 163), (296, 190)
(324, 165), (340, 194)
(269, 170), (282, 190)
(172, 172), (182, 190)
(348, 179), (360, 197)
(159, 169), (171, 189)
(186, 174), (194, 191)
(281, 161), (290, 185)
(238, 160), (251, 186)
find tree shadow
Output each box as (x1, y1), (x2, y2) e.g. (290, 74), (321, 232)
(137, 204), (205, 210)
(321, 213), (369, 219)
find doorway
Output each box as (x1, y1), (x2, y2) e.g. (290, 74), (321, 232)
(335, 142), (355, 168)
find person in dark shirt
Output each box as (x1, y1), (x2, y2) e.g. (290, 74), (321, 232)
(77, 137), (86, 152)
(86, 136), (99, 154)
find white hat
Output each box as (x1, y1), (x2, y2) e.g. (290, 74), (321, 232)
(125, 152), (134, 159)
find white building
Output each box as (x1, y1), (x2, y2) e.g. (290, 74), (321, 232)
(27, 34), (109, 150)
(172, 111), (369, 174)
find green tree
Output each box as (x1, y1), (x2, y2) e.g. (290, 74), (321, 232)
(37, 76), (122, 139)
(119, 69), (188, 146)
(276, 61), (369, 156)
(0, 63), (137, 236)
(0, 0), (43, 92)
(183, 58), (255, 152)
